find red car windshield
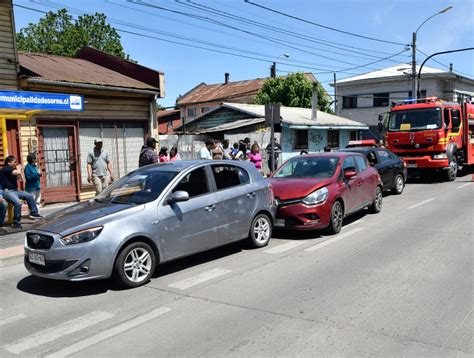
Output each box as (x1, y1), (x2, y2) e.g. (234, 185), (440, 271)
(273, 156), (339, 179)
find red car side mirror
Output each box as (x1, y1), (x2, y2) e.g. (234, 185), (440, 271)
(344, 170), (357, 179)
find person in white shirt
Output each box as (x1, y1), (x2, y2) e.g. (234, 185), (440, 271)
(199, 140), (214, 160)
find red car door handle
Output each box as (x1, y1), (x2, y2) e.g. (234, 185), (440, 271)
(357, 181), (362, 186)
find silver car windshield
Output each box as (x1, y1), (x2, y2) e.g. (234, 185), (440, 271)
(273, 157), (339, 178)
(96, 169), (178, 205)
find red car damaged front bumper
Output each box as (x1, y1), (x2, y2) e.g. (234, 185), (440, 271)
(275, 199), (332, 231)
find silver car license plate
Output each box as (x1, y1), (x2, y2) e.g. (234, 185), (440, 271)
(275, 219), (285, 227)
(29, 252), (45, 266)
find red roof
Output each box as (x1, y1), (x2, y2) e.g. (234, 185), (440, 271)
(19, 52), (158, 90)
(177, 73), (317, 105)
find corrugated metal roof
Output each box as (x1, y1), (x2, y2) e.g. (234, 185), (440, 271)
(19, 52), (158, 90)
(177, 73), (317, 105)
(336, 64), (445, 84)
(199, 117), (265, 133)
(221, 103), (368, 128)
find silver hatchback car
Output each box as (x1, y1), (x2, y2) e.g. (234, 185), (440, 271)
(24, 161), (275, 288)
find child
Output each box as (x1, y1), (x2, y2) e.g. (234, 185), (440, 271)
(24, 153), (42, 207)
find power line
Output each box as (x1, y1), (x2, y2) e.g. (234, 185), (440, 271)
(244, 0), (408, 46)
(176, 0), (409, 63)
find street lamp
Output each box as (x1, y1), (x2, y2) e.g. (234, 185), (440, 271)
(271, 53), (290, 78)
(411, 6), (453, 100)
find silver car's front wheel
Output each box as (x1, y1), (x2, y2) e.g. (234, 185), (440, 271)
(114, 242), (156, 288)
(248, 214), (272, 248)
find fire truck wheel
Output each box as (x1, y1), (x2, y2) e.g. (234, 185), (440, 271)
(444, 156), (458, 182)
(391, 174), (405, 195)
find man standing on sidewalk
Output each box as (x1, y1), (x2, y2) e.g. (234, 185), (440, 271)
(0, 156), (42, 229)
(87, 139), (114, 195)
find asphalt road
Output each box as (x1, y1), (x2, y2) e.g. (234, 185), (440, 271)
(0, 172), (472, 357)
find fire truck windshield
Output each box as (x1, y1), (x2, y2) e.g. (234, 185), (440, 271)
(388, 108), (442, 132)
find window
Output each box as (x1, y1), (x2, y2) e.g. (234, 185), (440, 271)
(342, 156), (356, 172)
(350, 130), (357, 141)
(201, 107), (211, 114)
(294, 129), (308, 149)
(367, 151), (377, 165)
(187, 107), (196, 117)
(79, 122), (145, 186)
(173, 167), (209, 198)
(408, 90), (427, 98)
(373, 93), (389, 107)
(343, 96), (357, 109)
(212, 165), (250, 190)
(327, 130), (339, 148)
(443, 108), (451, 128)
(451, 110), (461, 132)
(376, 149), (391, 163)
(354, 155), (367, 172)
(274, 157), (339, 179)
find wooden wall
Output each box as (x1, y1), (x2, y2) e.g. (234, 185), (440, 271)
(0, 0), (18, 90)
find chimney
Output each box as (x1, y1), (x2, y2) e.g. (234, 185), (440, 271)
(449, 63), (453, 72)
(224, 72), (229, 84)
(311, 83), (318, 121)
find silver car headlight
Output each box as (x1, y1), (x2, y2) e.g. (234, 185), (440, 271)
(302, 187), (329, 206)
(432, 153), (447, 159)
(60, 227), (103, 245)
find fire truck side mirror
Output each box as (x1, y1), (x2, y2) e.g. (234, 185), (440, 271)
(378, 114), (384, 122)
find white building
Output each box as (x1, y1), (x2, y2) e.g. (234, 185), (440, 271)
(331, 64), (474, 138)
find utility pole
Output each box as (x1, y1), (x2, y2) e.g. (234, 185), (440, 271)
(270, 62), (276, 78)
(333, 73), (338, 116)
(411, 32), (417, 100)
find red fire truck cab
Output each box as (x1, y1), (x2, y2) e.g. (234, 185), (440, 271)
(382, 97), (474, 181)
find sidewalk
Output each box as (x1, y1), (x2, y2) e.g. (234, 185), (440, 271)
(0, 202), (76, 266)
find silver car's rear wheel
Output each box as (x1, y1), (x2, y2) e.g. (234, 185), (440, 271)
(114, 242), (156, 288)
(248, 214), (272, 248)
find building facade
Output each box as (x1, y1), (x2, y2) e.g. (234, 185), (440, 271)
(332, 64), (474, 138)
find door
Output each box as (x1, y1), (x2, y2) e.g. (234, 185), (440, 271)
(158, 166), (218, 260)
(210, 164), (257, 245)
(39, 126), (79, 203)
(353, 155), (372, 207)
(339, 155), (362, 214)
(374, 149), (395, 188)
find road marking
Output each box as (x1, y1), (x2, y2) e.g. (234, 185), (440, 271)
(456, 183), (471, 189)
(407, 197), (436, 209)
(45, 307), (171, 358)
(168, 268), (231, 290)
(0, 313), (27, 327)
(344, 219), (364, 228)
(263, 241), (305, 254)
(3, 311), (113, 354)
(304, 228), (365, 252)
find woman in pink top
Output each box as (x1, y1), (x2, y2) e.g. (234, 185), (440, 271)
(248, 143), (263, 171)
(169, 146), (181, 161)
(158, 147), (169, 162)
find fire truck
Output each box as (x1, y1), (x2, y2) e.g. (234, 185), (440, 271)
(379, 97), (474, 181)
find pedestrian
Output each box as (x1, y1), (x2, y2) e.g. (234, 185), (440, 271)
(199, 140), (214, 160)
(211, 141), (224, 160)
(222, 139), (232, 160)
(0, 189), (8, 234)
(139, 137), (158, 167)
(159, 147), (169, 162)
(24, 153), (42, 207)
(248, 143), (263, 171)
(169, 146), (181, 161)
(265, 137), (282, 172)
(0, 156), (42, 229)
(231, 143), (239, 158)
(87, 139), (114, 196)
(234, 142), (248, 161)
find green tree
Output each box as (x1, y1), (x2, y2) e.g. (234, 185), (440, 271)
(17, 9), (126, 58)
(255, 72), (332, 113)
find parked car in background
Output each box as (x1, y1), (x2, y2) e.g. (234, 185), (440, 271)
(268, 153), (383, 234)
(24, 161), (275, 288)
(340, 147), (407, 195)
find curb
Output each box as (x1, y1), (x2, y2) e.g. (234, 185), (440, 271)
(0, 245), (24, 267)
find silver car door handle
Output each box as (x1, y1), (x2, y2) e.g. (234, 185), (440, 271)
(246, 192), (256, 198)
(204, 205), (216, 211)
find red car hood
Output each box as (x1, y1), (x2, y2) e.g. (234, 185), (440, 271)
(268, 177), (333, 200)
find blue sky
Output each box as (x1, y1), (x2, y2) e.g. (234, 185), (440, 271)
(12, 0), (474, 107)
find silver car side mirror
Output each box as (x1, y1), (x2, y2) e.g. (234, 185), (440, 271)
(168, 190), (190, 204)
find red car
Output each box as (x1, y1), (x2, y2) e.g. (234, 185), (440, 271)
(268, 152), (383, 234)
